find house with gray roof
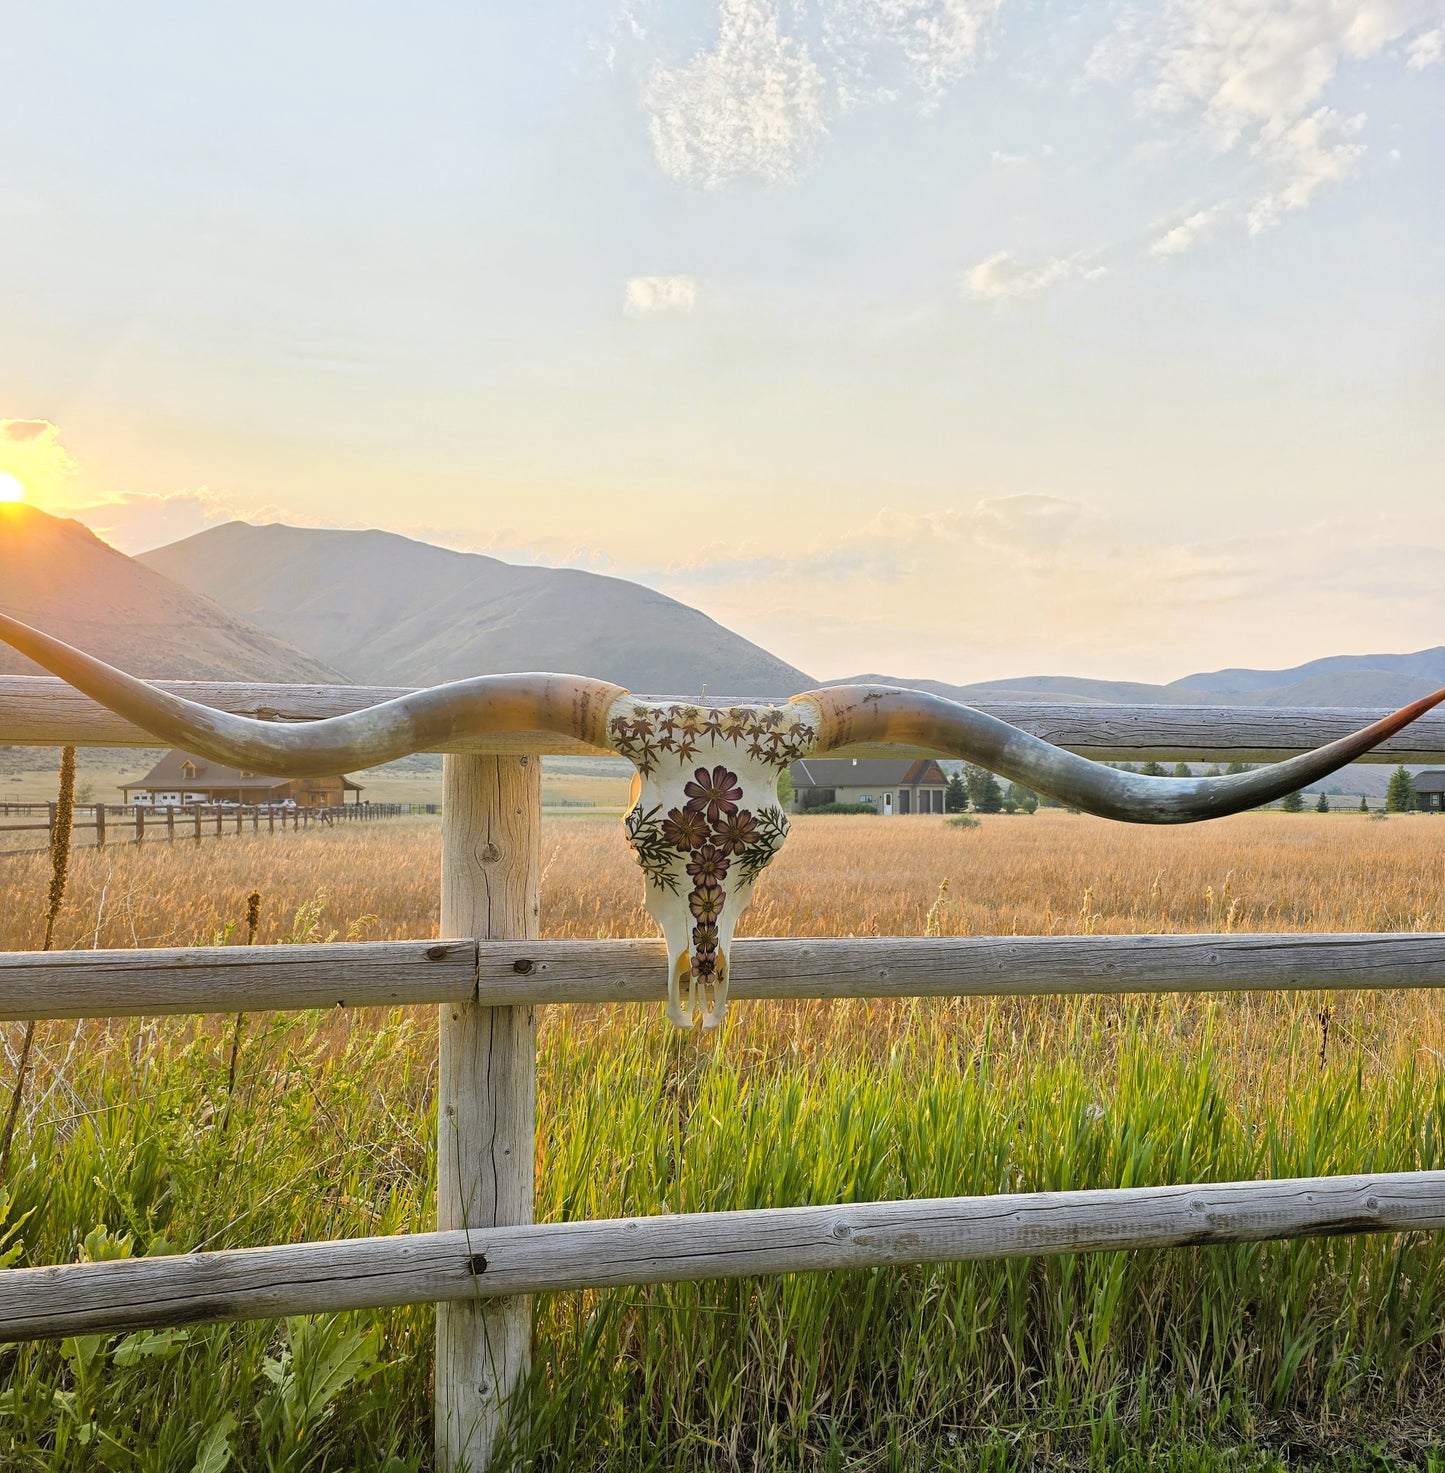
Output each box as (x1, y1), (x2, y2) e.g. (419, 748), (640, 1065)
(122, 750), (363, 808)
(1415, 770), (1445, 812)
(788, 757), (948, 816)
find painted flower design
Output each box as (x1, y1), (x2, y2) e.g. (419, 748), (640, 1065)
(686, 844), (731, 885)
(689, 885), (725, 924)
(660, 806), (710, 851)
(691, 949), (717, 978)
(691, 923), (720, 952)
(712, 809), (760, 856)
(683, 765), (742, 823)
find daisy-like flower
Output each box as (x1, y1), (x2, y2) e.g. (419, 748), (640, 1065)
(691, 949), (717, 978)
(660, 806), (709, 851)
(686, 844), (731, 884)
(689, 884), (725, 923)
(691, 923), (720, 953)
(674, 705), (705, 735)
(683, 765), (742, 822)
(712, 808), (760, 856)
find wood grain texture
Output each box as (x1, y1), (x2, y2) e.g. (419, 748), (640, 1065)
(4, 676), (1445, 761)
(436, 755), (540, 1472)
(476, 934), (1445, 1005)
(6, 1171), (1442, 1340)
(0, 941), (476, 1020)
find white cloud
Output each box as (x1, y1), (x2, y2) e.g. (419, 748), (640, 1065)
(964, 250), (1107, 301)
(70, 488), (307, 554)
(1096, 0), (1445, 245)
(1149, 203), (1228, 255)
(1245, 106), (1366, 232)
(624, 275), (699, 313)
(645, 0), (827, 187)
(640, 0), (1003, 185)
(1408, 22), (1445, 63)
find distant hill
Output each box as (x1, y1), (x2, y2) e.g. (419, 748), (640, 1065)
(140, 522), (813, 697)
(0, 504), (344, 682)
(839, 648), (1445, 711)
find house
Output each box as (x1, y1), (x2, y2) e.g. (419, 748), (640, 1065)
(788, 757), (949, 816)
(1415, 771), (1445, 812)
(121, 750), (363, 808)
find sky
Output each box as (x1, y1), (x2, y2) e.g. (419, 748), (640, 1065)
(1, 0), (1442, 685)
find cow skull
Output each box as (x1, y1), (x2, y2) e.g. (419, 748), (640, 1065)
(606, 698), (817, 1028)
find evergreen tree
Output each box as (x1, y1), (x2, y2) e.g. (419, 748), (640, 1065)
(1202, 765), (1222, 778)
(964, 764), (1004, 814)
(1280, 789), (1304, 813)
(776, 765), (794, 808)
(1225, 761), (1254, 775)
(1172, 762), (1193, 778)
(944, 773), (968, 813)
(1315, 792), (1330, 814)
(1140, 760), (1167, 777)
(1386, 766), (1417, 813)
(1359, 795), (1369, 813)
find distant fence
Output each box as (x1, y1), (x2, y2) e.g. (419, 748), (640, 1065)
(0, 800), (416, 858)
(2, 674), (1445, 1471)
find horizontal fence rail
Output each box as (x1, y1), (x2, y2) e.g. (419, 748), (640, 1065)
(4, 934), (1445, 1020)
(0, 940), (476, 1019)
(4, 1172), (1442, 1341)
(4, 675), (1445, 762)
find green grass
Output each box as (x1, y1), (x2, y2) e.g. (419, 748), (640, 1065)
(3, 994), (1445, 1471)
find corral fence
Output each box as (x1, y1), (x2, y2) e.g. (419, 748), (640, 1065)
(3, 674), (1445, 1471)
(0, 799), (414, 858)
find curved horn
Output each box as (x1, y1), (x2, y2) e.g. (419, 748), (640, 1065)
(798, 684), (1445, 824)
(0, 613), (624, 773)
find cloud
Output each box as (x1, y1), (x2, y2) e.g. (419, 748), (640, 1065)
(1245, 106), (1366, 233)
(640, 0), (1003, 185)
(71, 488), (308, 555)
(1408, 22), (1445, 64)
(645, 0), (828, 187)
(0, 417), (79, 491)
(964, 251), (1106, 301)
(624, 275), (699, 313)
(1148, 203), (1228, 256)
(1096, 0), (1445, 245)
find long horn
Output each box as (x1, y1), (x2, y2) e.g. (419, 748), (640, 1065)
(799, 684), (1445, 824)
(0, 613), (623, 773)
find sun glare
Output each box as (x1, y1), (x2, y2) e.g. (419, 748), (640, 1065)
(0, 473), (24, 503)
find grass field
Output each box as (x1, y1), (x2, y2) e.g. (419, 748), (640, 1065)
(2, 809), (1445, 1470)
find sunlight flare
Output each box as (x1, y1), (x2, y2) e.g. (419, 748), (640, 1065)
(0, 472), (24, 502)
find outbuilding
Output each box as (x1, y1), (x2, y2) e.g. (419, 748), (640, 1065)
(788, 757), (949, 816)
(1415, 770), (1445, 812)
(121, 750), (363, 808)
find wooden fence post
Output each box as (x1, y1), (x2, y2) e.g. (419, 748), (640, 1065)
(436, 754), (540, 1472)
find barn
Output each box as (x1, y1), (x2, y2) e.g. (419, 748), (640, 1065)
(122, 750), (363, 807)
(788, 757), (949, 816)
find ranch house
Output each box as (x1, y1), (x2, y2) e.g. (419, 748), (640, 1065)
(1415, 770), (1445, 812)
(121, 750), (363, 807)
(788, 757), (949, 816)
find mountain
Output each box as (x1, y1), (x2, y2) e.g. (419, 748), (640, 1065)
(840, 648), (1445, 711)
(140, 522), (812, 697)
(0, 504), (344, 682)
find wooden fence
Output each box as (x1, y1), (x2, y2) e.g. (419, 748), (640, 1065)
(0, 799), (412, 858)
(2, 674), (1445, 1471)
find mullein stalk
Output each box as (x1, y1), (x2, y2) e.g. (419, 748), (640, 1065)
(0, 746), (77, 1182)
(221, 891), (261, 1132)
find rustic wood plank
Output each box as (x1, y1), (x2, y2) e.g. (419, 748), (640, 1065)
(4, 676), (1445, 761)
(436, 755), (540, 1472)
(4, 1171), (1442, 1340)
(0, 941), (477, 1020)
(476, 934), (1445, 1005)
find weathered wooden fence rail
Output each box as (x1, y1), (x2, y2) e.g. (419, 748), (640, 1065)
(3, 684), (1444, 1471)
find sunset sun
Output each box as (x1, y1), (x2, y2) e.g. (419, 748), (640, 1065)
(0, 472), (24, 503)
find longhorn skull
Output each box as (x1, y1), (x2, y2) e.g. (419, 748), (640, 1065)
(3, 611), (1442, 1030)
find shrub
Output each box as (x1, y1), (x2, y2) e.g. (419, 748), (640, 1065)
(945, 813), (980, 829)
(799, 802), (877, 815)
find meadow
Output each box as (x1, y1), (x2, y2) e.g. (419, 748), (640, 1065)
(2, 809), (1445, 1471)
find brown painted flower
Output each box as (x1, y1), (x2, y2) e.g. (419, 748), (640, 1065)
(683, 765), (742, 822)
(691, 923), (720, 952)
(690, 949), (717, 978)
(688, 884), (725, 923)
(712, 808), (760, 856)
(686, 844), (731, 884)
(660, 806), (709, 851)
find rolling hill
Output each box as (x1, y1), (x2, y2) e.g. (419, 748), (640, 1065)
(0, 504), (344, 682)
(139, 522), (812, 697)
